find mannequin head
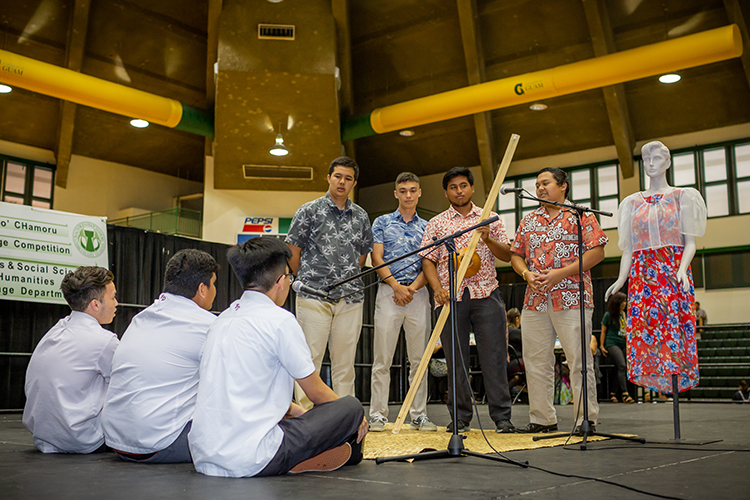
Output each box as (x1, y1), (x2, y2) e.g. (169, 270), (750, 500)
(641, 141), (671, 180)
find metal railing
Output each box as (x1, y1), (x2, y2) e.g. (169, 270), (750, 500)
(109, 207), (202, 238)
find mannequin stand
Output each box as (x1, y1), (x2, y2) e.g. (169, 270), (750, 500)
(648, 374), (722, 446)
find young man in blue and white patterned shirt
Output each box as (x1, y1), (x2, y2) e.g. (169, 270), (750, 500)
(368, 172), (436, 432)
(286, 157), (373, 408)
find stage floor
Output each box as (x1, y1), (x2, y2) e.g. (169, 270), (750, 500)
(2, 402), (749, 500)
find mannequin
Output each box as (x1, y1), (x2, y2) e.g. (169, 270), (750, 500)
(605, 141), (707, 394)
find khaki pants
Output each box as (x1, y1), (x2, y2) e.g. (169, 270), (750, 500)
(295, 296), (363, 409)
(521, 298), (598, 426)
(369, 284), (430, 421)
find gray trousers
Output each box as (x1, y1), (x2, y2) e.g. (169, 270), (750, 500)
(370, 285), (430, 421)
(257, 395), (364, 477)
(438, 288), (511, 424)
(116, 421), (192, 464)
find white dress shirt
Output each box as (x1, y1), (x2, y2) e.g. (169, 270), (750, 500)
(102, 293), (216, 453)
(189, 291), (316, 477)
(23, 311), (119, 453)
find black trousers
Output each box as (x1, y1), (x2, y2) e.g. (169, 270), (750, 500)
(257, 395), (364, 476)
(438, 288), (511, 424)
(606, 344), (629, 394)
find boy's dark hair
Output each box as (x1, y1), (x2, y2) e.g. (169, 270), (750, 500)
(442, 167), (474, 190)
(328, 156), (359, 181)
(163, 249), (220, 299)
(227, 236), (291, 292)
(61, 266), (115, 312)
(538, 167), (570, 199)
(395, 172), (420, 189)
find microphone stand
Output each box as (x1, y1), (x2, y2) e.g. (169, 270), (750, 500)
(324, 216), (527, 468)
(508, 191), (645, 450)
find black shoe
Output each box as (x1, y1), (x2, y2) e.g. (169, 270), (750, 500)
(519, 422), (558, 433)
(574, 423), (596, 436)
(496, 420), (516, 433)
(446, 420), (470, 433)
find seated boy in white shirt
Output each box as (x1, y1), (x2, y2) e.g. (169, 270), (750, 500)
(23, 266), (120, 453)
(189, 236), (368, 477)
(102, 249), (219, 463)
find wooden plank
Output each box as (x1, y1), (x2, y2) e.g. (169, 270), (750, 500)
(54, 0), (91, 188)
(582, 0), (635, 178)
(457, 0), (498, 193)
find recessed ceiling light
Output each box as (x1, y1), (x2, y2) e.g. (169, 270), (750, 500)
(130, 119), (149, 128)
(0, 84), (12, 94)
(529, 103), (547, 111)
(399, 129), (415, 137)
(659, 74), (681, 84)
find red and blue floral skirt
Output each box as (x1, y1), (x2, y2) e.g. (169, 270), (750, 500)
(627, 246), (699, 393)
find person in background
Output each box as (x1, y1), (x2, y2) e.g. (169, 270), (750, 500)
(23, 266), (119, 453)
(600, 292), (634, 404)
(506, 308), (524, 391)
(732, 380), (749, 403)
(695, 302), (707, 327)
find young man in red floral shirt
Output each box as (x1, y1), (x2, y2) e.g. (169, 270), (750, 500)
(510, 167), (608, 434)
(420, 167), (515, 434)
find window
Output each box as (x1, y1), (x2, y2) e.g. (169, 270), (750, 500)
(638, 138), (750, 218)
(703, 250), (750, 290)
(1, 156), (54, 209)
(499, 162), (620, 237)
(702, 148), (729, 217)
(734, 143), (750, 214)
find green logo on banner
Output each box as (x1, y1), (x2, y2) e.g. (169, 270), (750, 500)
(72, 222), (105, 258)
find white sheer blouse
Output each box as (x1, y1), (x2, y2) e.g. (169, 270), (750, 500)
(617, 187), (707, 253)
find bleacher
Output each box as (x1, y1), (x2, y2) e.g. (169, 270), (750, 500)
(689, 323), (750, 400)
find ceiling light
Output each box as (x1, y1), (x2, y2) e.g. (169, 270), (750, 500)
(659, 74), (681, 84)
(130, 118), (149, 128)
(0, 84), (12, 94)
(270, 133), (289, 156)
(399, 129), (415, 137)
(529, 103), (547, 111)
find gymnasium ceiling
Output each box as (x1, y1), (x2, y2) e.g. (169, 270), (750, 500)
(1, 0), (749, 190)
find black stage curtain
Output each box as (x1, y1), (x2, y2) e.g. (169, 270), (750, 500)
(0, 224), (621, 410)
(0, 225), (244, 410)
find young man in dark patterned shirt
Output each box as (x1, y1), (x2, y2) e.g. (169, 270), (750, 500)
(286, 157), (373, 408)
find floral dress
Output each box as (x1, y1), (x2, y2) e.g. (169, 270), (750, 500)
(617, 188), (707, 393)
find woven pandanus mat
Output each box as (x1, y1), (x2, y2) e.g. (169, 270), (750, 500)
(362, 423), (614, 459)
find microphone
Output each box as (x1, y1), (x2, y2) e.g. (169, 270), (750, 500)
(291, 280), (328, 299)
(500, 186), (524, 195)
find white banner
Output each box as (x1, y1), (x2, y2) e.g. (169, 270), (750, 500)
(0, 202), (109, 305)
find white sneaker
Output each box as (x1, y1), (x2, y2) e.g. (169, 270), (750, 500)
(369, 416), (387, 432)
(410, 415), (437, 431)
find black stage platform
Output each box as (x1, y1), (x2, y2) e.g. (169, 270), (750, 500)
(2, 402), (748, 500)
